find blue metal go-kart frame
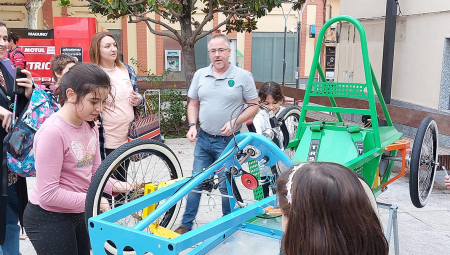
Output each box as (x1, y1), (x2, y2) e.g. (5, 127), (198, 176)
(88, 132), (294, 255)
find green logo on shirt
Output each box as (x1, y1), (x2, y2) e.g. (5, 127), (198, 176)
(228, 80), (235, 87)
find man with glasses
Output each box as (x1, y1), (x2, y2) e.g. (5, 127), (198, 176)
(174, 34), (258, 234)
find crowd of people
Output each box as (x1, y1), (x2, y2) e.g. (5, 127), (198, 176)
(0, 19), (447, 255)
(0, 22), (140, 255)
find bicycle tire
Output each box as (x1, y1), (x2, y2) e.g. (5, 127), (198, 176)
(85, 139), (183, 230)
(276, 106), (301, 173)
(409, 117), (438, 208)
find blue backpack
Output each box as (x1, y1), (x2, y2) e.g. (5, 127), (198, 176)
(4, 87), (59, 177)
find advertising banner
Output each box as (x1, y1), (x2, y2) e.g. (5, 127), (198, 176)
(61, 47), (83, 62)
(54, 17), (97, 63)
(18, 40), (55, 86)
(7, 18), (97, 86)
(9, 29), (55, 86)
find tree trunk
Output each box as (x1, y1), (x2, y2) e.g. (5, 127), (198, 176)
(25, 0), (45, 30)
(182, 45), (196, 89)
(179, 0), (196, 88)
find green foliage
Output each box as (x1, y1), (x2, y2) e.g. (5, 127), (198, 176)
(130, 57), (170, 83)
(130, 58), (187, 138)
(147, 88), (187, 138)
(57, 0), (307, 35)
(57, 0), (71, 7)
(59, 0), (306, 86)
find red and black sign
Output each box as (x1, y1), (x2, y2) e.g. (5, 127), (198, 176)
(18, 42), (55, 86)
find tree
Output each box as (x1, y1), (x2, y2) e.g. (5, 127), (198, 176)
(26, 0), (46, 29)
(58, 0), (304, 87)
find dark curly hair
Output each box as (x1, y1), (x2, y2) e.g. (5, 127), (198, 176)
(8, 32), (19, 44)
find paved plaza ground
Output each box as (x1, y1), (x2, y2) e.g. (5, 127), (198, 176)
(19, 137), (450, 254)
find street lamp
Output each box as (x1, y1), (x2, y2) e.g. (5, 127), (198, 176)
(281, 1), (295, 86)
(295, 2), (308, 90)
(281, 1), (310, 88)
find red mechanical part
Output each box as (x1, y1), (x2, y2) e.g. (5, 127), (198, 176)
(241, 173), (258, 190)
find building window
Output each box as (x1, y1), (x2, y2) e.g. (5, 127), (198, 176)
(251, 32), (298, 84)
(195, 36), (209, 70)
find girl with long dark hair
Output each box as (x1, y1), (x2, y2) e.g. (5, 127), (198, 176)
(276, 162), (389, 255)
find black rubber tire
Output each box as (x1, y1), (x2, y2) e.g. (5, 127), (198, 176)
(409, 117), (438, 208)
(85, 139), (183, 231)
(278, 106), (301, 149)
(276, 106), (301, 174)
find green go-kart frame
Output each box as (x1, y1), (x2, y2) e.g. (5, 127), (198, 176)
(286, 15), (439, 208)
(83, 15), (439, 255)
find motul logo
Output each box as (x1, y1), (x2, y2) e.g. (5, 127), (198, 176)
(24, 47), (46, 53)
(20, 46), (55, 55)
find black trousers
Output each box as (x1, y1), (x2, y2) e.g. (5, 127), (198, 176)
(23, 203), (90, 255)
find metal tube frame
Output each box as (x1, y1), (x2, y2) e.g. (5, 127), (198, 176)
(377, 202), (400, 255)
(88, 133), (294, 254)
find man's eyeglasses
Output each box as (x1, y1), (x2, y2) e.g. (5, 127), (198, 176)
(208, 48), (229, 55)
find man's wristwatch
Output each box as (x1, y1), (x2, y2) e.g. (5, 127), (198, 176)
(188, 123), (196, 127)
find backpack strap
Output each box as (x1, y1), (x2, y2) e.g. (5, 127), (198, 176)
(0, 89), (13, 110)
(8, 48), (27, 69)
(1, 132), (8, 234)
(9, 48), (26, 61)
(0, 58), (16, 79)
(12, 50), (25, 59)
(0, 59), (15, 110)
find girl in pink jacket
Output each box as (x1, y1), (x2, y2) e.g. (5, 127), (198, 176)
(23, 63), (135, 255)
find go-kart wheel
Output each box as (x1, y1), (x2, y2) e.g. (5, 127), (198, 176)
(409, 117), (438, 208)
(276, 106), (301, 174)
(85, 139), (183, 255)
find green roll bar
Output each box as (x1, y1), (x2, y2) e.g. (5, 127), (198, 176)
(298, 15), (393, 148)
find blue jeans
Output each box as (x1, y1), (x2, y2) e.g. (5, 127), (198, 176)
(181, 129), (237, 230)
(0, 183), (22, 255)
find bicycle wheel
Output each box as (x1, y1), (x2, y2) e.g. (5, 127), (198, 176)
(409, 117), (438, 208)
(85, 139), (183, 230)
(276, 106), (301, 173)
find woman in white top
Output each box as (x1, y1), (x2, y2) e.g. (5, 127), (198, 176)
(89, 32), (143, 156)
(88, 32), (143, 207)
